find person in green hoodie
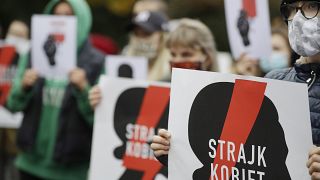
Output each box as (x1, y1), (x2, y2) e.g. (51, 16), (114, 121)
(5, 0), (105, 180)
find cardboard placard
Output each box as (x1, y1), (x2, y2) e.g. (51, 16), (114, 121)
(31, 15), (76, 80)
(90, 76), (169, 180)
(106, 55), (148, 80)
(225, 0), (272, 60)
(0, 46), (22, 128)
(168, 69), (312, 180)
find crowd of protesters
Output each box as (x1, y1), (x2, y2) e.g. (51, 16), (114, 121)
(1, 0), (320, 179)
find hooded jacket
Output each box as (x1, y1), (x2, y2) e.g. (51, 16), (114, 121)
(6, 0), (104, 179)
(44, 0), (92, 50)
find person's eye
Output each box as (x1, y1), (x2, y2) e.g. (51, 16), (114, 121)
(306, 2), (318, 10)
(273, 46), (281, 51)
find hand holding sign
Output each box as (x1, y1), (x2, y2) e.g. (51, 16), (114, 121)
(307, 146), (320, 179)
(88, 85), (102, 109)
(151, 129), (171, 157)
(22, 69), (39, 90)
(69, 68), (88, 91)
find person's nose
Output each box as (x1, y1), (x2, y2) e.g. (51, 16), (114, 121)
(171, 56), (183, 63)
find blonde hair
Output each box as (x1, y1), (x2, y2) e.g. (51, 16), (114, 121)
(133, 0), (168, 15)
(166, 18), (218, 72)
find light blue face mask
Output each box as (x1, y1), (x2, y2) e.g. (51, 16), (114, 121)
(260, 52), (289, 73)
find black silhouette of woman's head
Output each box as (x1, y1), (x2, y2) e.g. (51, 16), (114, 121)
(188, 82), (290, 179)
(113, 87), (169, 179)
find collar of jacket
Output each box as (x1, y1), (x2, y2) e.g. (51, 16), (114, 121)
(294, 63), (320, 80)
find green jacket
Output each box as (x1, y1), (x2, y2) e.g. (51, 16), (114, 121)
(6, 0), (104, 179)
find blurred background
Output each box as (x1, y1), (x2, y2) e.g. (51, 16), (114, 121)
(0, 0), (284, 53)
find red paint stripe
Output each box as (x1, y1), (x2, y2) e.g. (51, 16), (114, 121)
(243, 0), (257, 18)
(0, 46), (16, 67)
(211, 79), (266, 179)
(0, 46), (16, 105)
(123, 85), (170, 180)
(53, 33), (65, 43)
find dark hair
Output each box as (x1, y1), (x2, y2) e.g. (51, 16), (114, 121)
(281, 0), (298, 5)
(51, 0), (73, 14)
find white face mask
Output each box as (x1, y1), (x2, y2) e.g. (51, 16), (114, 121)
(288, 11), (320, 57)
(5, 35), (30, 54)
(129, 33), (161, 60)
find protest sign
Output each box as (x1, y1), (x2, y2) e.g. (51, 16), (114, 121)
(31, 15), (76, 80)
(0, 46), (22, 128)
(225, 0), (272, 60)
(90, 76), (169, 180)
(106, 55), (148, 80)
(169, 69), (312, 180)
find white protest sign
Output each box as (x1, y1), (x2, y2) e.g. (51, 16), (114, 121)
(168, 68), (312, 180)
(0, 107), (22, 128)
(0, 46), (22, 128)
(225, 0), (272, 60)
(89, 76), (169, 180)
(31, 15), (76, 80)
(106, 55), (148, 80)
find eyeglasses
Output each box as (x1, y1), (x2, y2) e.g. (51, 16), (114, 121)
(280, 1), (320, 21)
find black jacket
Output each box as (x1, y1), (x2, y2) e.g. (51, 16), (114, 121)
(266, 63), (320, 145)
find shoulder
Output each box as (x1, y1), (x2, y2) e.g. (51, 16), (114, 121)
(80, 40), (105, 63)
(88, 44), (105, 62)
(264, 68), (295, 80)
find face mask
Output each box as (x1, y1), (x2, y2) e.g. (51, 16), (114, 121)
(129, 34), (161, 60)
(288, 11), (320, 57)
(5, 35), (30, 54)
(170, 61), (202, 70)
(259, 52), (288, 73)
